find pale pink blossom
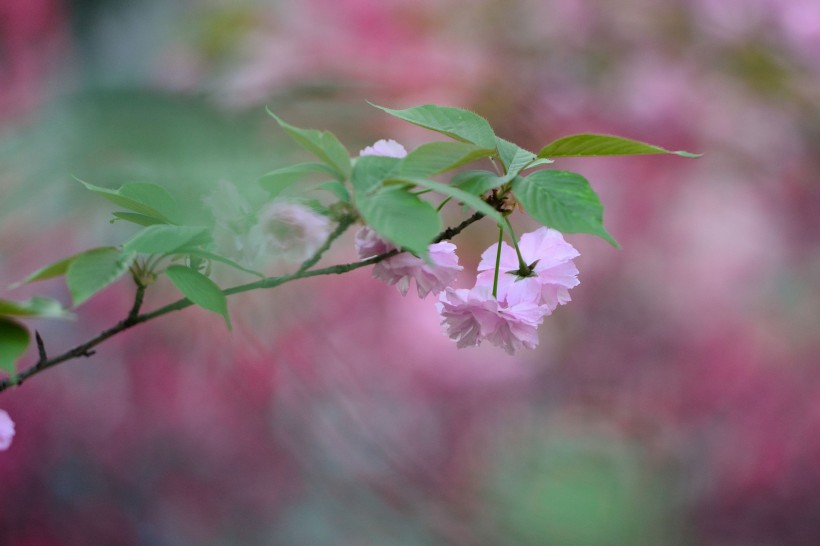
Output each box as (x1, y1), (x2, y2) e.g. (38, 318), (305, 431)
(356, 226), (462, 298)
(476, 227), (580, 312)
(0, 410), (15, 451)
(257, 201), (331, 262)
(359, 139), (407, 158)
(437, 285), (547, 355)
(203, 180), (265, 266)
(354, 225), (394, 259)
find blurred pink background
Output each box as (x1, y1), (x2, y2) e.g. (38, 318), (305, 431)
(2, 0), (819, 544)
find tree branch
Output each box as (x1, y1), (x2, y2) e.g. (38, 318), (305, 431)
(0, 211), (485, 394)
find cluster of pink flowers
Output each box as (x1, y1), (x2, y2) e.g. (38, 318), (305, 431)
(357, 139), (581, 355)
(357, 225), (580, 355)
(439, 228), (580, 355)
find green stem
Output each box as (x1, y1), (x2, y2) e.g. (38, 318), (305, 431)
(436, 197), (452, 212)
(505, 219), (528, 270)
(492, 225), (503, 299)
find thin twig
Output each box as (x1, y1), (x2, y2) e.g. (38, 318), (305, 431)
(297, 215), (355, 274)
(0, 211), (486, 393)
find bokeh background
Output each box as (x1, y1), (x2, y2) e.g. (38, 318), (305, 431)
(2, 0), (820, 544)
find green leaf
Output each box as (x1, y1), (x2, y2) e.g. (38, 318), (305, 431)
(0, 296), (72, 319)
(398, 142), (494, 178)
(351, 156), (439, 258)
(12, 251), (89, 287)
(182, 248), (265, 278)
(369, 103), (497, 149)
(358, 188), (440, 259)
(313, 181), (351, 203)
(118, 183), (180, 221)
(451, 170), (506, 195)
(0, 318), (29, 376)
(538, 134), (701, 158)
(77, 179), (180, 223)
(266, 110), (351, 179)
(350, 155), (401, 194)
(387, 177), (507, 233)
(123, 225), (210, 255)
(512, 170), (619, 247)
(11, 246), (124, 288)
(164, 265), (231, 330)
(496, 137), (552, 179)
(259, 162), (341, 198)
(66, 247), (136, 306)
(111, 212), (166, 226)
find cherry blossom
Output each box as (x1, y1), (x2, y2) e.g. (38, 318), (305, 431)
(437, 285), (547, 355)
(0, 410), (15, 451)
(258, 201), (331, 262)
(476, 227), (580, 313)
(355, 227), (462, 298)
(359, 139), (407, 158)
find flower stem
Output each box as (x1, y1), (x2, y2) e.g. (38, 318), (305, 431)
(492, 225), (503, 298)
(505, 219), (528, 270)
(436, 197), (452, 212)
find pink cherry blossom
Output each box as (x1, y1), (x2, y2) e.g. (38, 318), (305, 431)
(437, 285), (547, 355)
(203, 180), (264, 266)
(359, 139), (407, 158)
(257, 201), (332, 262)
(476, 227), (580, 312)
(356, 227), (462, 298)
(354, 225), (394, 259)
(0, 410), (15, 451)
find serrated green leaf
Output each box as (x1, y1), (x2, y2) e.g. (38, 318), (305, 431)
(512, 171), (618, 247)
(0, 296), (72, 319)
(451, 170), (506, 196)
(266, 110), (351, 179)
(527, 158), (555, 169)
(495, 137), (553, 180)
(0, 318), (28, 376)
(387, 177), (506, 234)
(66, 247), (136, 306)
(369, 103), (496, 149)
(123, 225), (209, 255)
(398, 142), (494, 178)
(111, 212), (166, 226)
(351, 156), (439, 259)
(164, 265), (231, 330)
(180, 248), (265, 278)
(259, 162), (341, 198)
(77, 179), (179, 223)
(538, 134), (701, 158)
